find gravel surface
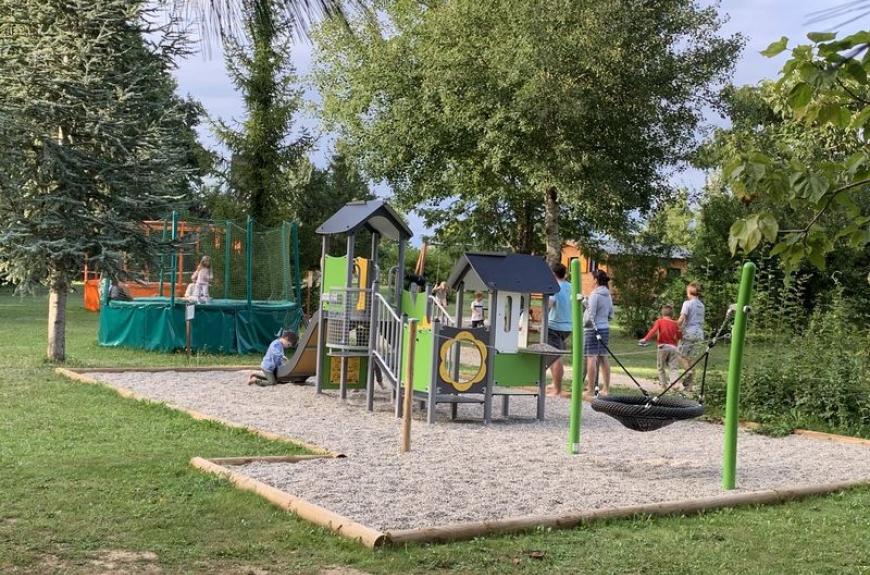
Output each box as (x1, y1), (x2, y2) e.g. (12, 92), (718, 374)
(87, 370), (870, 532)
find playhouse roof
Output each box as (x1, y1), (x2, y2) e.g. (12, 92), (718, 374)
(315, 199), (413, 241)
(446, 252), (560, 294)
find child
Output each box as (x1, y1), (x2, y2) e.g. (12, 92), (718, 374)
(190, 256), (212, 303)
(639, 304), (682, 389)
(470, 291), (485, 328)
(248, 330), (299, 386)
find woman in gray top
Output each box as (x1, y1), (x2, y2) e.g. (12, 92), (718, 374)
(677, 281), (705, 391)
(584, 270), (614, 396)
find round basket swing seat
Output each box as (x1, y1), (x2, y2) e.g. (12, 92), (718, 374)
(591, 394), (705, 432)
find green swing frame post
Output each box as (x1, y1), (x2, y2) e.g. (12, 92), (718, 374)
(722, 261), (756, 490)
(168, 211), (178, 307)
(568, 258), (584, 454)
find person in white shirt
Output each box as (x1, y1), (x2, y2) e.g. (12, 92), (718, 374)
(470, 291), (485, 328)
(190, 256), (213, 303)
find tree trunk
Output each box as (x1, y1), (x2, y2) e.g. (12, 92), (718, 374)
(544, 186), (561, 266)
(47, 277), (68, 362)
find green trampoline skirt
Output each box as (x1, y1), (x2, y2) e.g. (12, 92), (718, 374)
(98, 298), (303, 354)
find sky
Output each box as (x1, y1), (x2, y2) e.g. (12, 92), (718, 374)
(171, 1), (864, 240)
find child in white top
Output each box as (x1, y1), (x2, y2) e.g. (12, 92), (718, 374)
(470, 291), (485, 328)
(190, 256), (212, 303)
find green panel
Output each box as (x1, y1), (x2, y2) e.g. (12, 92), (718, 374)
(401, 290), (428, 322)
(494, 352), (541, 387)
(321, 255), (349, 312)
(98, 300), (301, 354)
(318, 355), (368, 390)
(406, 328), (434, 392)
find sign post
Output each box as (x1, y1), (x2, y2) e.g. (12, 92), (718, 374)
(185, 304), (195, 357)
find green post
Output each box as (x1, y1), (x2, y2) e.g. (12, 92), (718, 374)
(281, 221), (290, 301)
(291, 221), (302, 305)
(224, 221), (232, 300)
(169, 211), (178, 307)
(722, 261), (756, 490)
(158, 220), (167, 297)
(246, 216), (254, 309)
(568, 258), (584, 454)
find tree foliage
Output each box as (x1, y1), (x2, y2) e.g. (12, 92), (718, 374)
(213, 0), (311, 226)
(312, 0), (741, 260)
(0, 0), (201, 359)
(723, 31), (870, 270)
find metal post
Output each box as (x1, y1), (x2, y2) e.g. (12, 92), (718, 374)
(538, 293), (550, 421)
(366, 281), (380, 411)
(428, 320), (440, 424)
(394, 315), (406, 418)
(281, 221), (290, 301)
(370, 232), (380, 285)
(223, 221), (232, 300)
(291, 221), (302, 304)
(723, 261), (756, 490)
(401, 318), (418, 452)
(483, 289), (497, 425)
(340, 233), (356, 400)
(245, 216), (253, 309)
(169, 211), (178, 307)
(315, 235), (329, 394)
(568, 259), (584, 453)
(395, 239), (406, 310)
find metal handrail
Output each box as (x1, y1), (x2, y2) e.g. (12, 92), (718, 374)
(428, 295), (455, 325)
(371, 291), (403, 385)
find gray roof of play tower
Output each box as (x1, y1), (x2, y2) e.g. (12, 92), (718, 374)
(315, 199), (413, 241)
(446, 252), (560, 294)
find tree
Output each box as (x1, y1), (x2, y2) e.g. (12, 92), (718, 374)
(213, 0), (312, 226)
(0, 1), (199, 361)
(723, 31), (870, 270)
(293, 145), (374, 271)
(313, 0), (741, 263)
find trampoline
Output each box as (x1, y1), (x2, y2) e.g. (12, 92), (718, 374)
(95, 215), (303, 354)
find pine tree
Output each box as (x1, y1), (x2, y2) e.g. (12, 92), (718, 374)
(0, 1), (200, 361)
(214, 0), (311, 226)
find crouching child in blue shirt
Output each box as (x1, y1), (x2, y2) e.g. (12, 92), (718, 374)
(248, 330), (298, 386)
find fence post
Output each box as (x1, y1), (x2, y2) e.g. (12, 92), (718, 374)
(169, 211), (178, 307)
(401, 318), (418, 453)
(722, 261), (756, 490)
(224, 220), (232, 299)
(246, 216), (253, 309)
(281, 221), (290, 301)
(291, 221), (302, 305)
(158, 220), (168, 297)
(568, 258), (584, 454)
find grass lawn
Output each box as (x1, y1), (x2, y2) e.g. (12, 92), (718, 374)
(1, 289), (869, 574)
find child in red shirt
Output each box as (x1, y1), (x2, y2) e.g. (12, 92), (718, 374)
(639, 304), (682, 389)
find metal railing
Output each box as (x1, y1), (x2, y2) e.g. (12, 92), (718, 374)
(370, 290), (404, 385)
(325, 287), (372, 351)
(428, 295), (455, 326)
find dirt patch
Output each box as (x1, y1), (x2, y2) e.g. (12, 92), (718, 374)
(318, 568), (373, 575)
(87, 550), (161, 574)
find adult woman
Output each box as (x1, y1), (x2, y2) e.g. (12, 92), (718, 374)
(677, 281), (705, 391)
(584, 270), (614, 396)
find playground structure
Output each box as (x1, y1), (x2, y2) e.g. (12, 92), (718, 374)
(310, 200), (563, 424)
(94, 213), (303, 354)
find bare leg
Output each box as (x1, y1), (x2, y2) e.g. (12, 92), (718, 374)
(585, 356), (597, 393)
(599, 356), (610, 395)
(547, 358), (564, 395)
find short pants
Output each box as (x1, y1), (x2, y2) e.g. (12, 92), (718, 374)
(583, 327), (609, 357)
(547, 329), (571, 350)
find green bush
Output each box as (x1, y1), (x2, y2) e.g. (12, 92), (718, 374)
(705, 292), (870, 436)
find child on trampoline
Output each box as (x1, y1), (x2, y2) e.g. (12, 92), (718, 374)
(190, 256), (213, 303)
(248, 330), (299, 386)
(638, 304), (682, 389)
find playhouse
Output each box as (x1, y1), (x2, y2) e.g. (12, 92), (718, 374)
(310, 199), (563, 424)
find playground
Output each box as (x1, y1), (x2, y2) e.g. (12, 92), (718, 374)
(79, 367), (870, 542)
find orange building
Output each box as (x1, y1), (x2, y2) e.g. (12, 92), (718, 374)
(560, 240), (689, 297)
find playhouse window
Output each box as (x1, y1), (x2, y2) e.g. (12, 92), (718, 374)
(503, 295), (513, 333)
